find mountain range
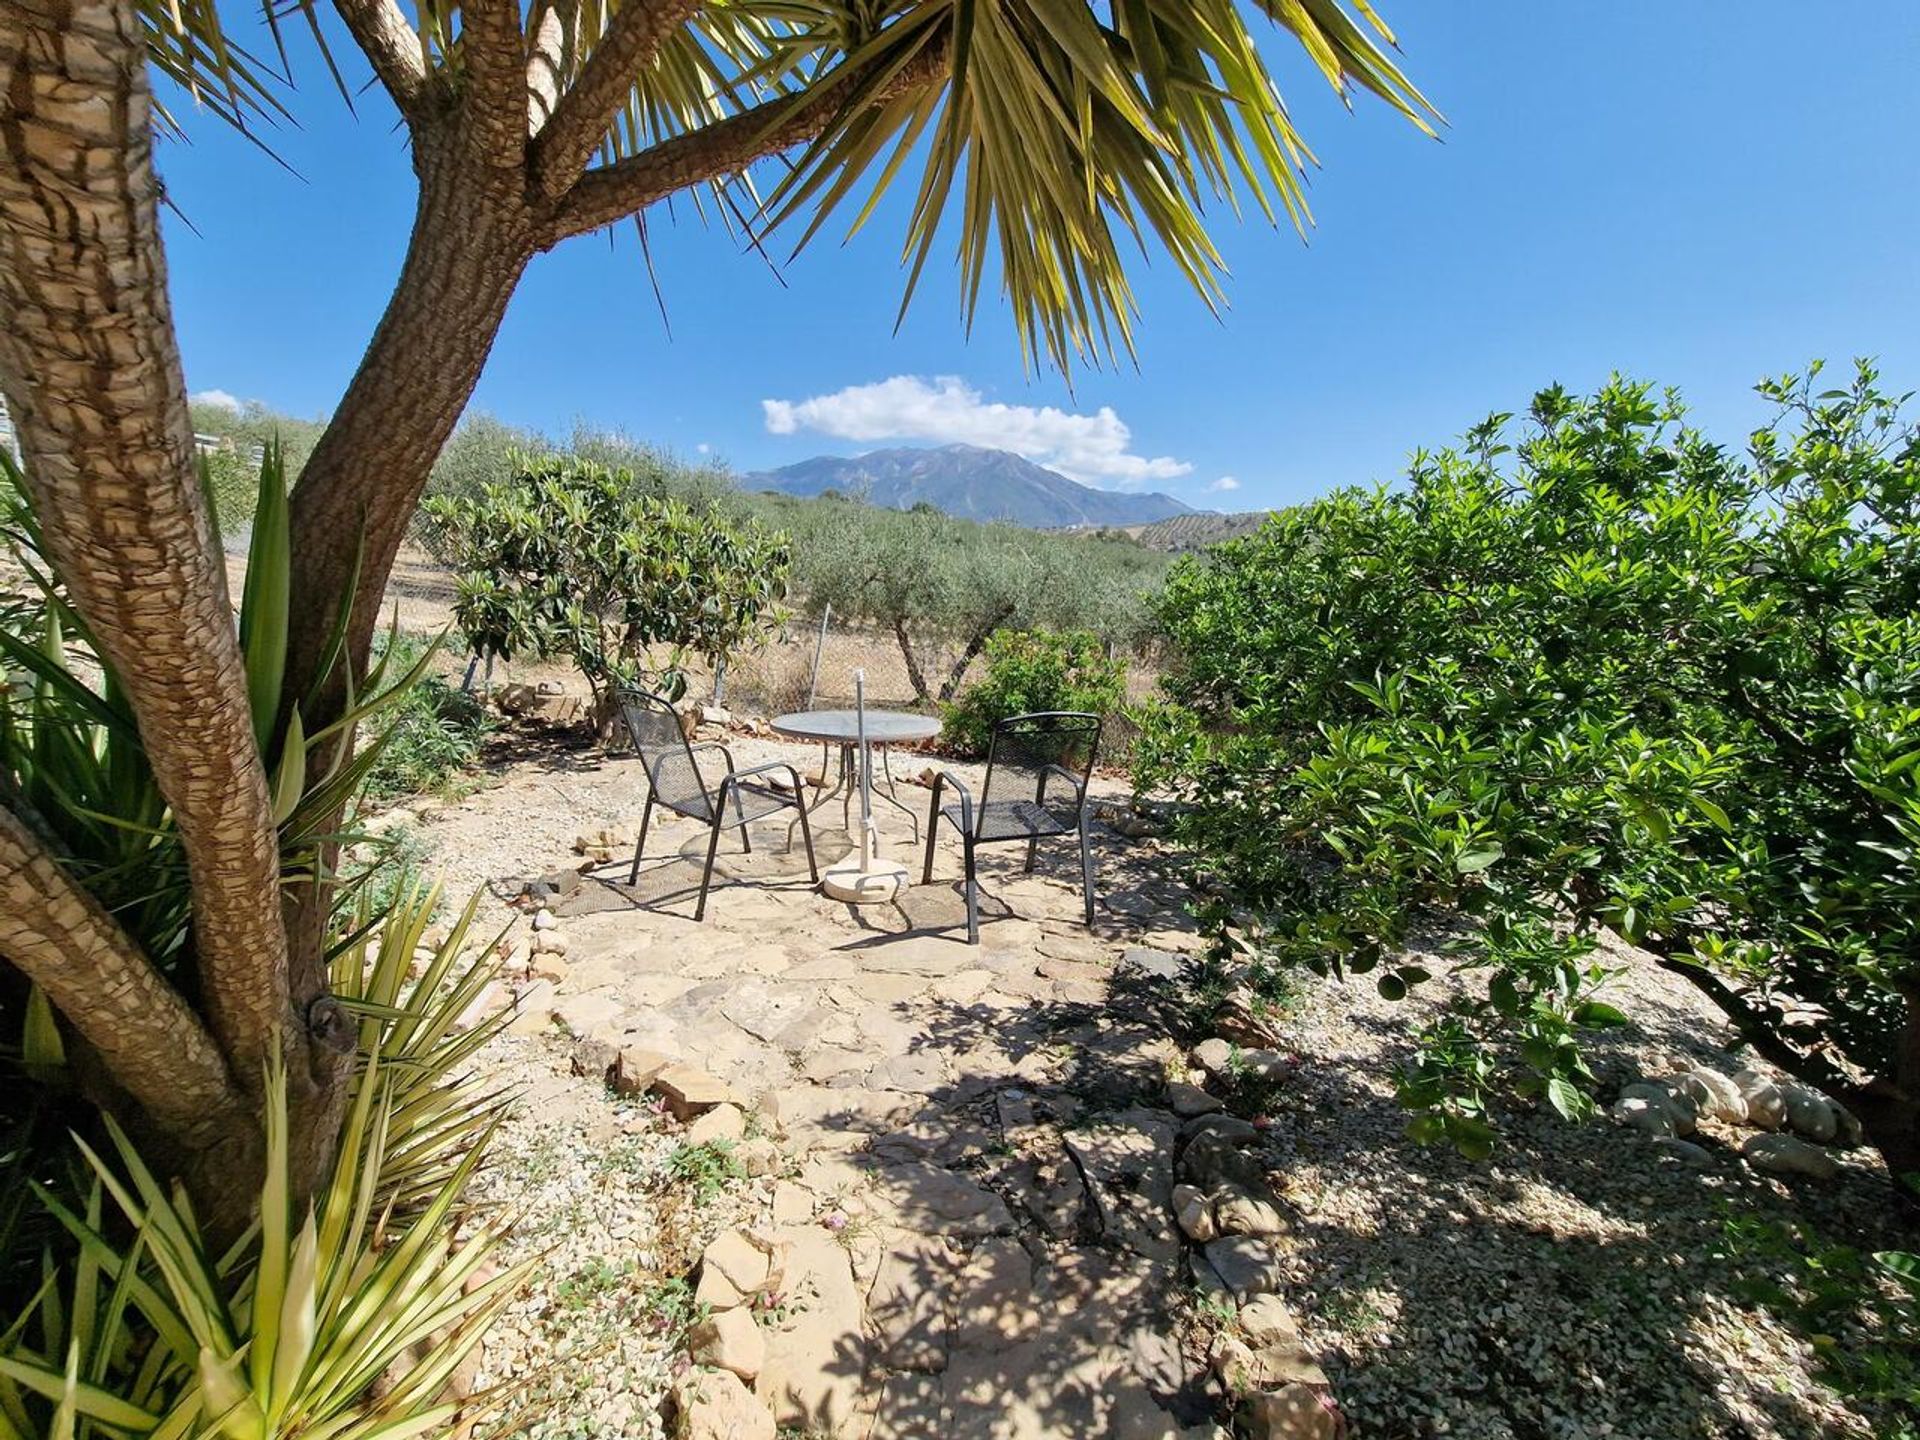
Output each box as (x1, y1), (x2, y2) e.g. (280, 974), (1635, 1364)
(745, 444), (1196, 529)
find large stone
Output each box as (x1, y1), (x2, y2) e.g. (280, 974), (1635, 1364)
(1118, 947), (1183, 981)
(612, 1045), (674, 1095)
(1671, 1066), (1746, 1125)
(674, 1368), (774, 1440)
(654, 1064), (738, 1119)
(700, 1231), (782, 1307)
(1244, 1384), (1340, 1440)
(1182, 1113), (1258, 1146)
(1238, 1293), (1300, 1347)
(1180, 1131), (1265, 1192)
(690, 1307), (765, 1382)
(1172, 1184), (1217, 1243)
(1211, 1333), (1325, 1394)
(687, 1103), (748, 1147)
(569, 1037), (621, 1086)
(1213, 1186), (1288, 1239)
(1204, 1236), (1283, 1302)
(869, 1235), (953, 1373)
(1064, 1114), (1180, 1261)
(1742, 1132), (1840, 1180)
(551, 991), (622, 1040)
(754, 1227), (868, 1431)
(1733, 1067), (1788, 1130)
(1780, 1082), (1839, 1144)
(866, 1159), (1015, 1236)
(1166, 1081), (1223, 1117)
(1190, 1038), (1234, 1075)
(1611, 1095), (1676, 1139)
(505, 979), (556, 1035)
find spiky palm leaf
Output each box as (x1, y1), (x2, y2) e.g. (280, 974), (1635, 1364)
(136, 0), (1435, 371)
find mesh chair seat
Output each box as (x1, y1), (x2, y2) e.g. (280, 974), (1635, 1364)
(943, 799), (1074, 842)
(670, 780), (795, 828)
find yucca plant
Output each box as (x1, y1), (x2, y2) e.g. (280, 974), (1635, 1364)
(0, 889), (526, 1440)
(0, 442), (444, 1034)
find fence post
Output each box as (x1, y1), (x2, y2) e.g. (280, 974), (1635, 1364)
(805, 603), (831, 710)
(713, 658), (728, 705)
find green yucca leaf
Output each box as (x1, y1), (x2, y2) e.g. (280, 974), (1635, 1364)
(238, 438), (291, 753)
(197, 1345), (265, 1440)
(0, 1352), (159, 1433)
(249, 1059), (290, 1403)
(269, 708), (306, 827)
(266, 1216), (318, 1417)
(21, 986), (65, 1084)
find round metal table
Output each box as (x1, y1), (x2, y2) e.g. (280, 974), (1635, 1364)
(770, 708), (941, 840)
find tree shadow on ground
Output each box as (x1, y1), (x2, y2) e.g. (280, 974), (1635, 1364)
(774, 971), (1897, 1440)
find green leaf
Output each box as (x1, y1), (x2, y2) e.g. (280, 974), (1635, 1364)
(1545, 1075), (1588, 1121)
(1571, 1000), (1629, 1029)
(1376, 973), (1407, 1002)
(1455, 846), (1504, 874)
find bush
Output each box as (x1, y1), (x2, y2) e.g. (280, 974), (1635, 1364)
(943, 629), (1127, 757)
(361, 631), (494, 802)
(1144, 362), (1920, 1179)
(424, 455), (791, 735)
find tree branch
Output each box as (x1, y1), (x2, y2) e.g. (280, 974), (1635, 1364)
(544, 42), (947, 244)
(0, 806), (251, 1156)
(332, 0), (434, 122)
(0, 0), (292, 1088)
(525, 0), (578, 135)
(458, 0), (531, 176)
(531, 0), (704, 198)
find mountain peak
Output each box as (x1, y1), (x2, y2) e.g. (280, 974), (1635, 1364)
(746, 445), (1196, 529)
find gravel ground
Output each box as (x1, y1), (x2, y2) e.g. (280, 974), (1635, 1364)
(463, 1032), (773, 1440)
(1255, 932), (1904, 1440)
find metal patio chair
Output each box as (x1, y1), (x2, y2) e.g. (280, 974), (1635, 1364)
(618, 687), (819, 921)
(922, 711), (1102, 944)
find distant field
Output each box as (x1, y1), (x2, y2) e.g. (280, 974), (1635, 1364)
(1057, 510), (1273, 553)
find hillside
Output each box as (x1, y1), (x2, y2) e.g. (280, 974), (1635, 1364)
(1122, 510), (1273, 551)
(745, 444), (1194, 528)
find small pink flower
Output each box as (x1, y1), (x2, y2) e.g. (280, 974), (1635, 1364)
(1253, 1114), (1274, 1130)
(822, 1210), (848, 1232)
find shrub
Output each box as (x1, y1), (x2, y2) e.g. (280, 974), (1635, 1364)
(424, 455), (791, 736)
(943, 629), (1127, 757)
(361, 631), (494, 802)
(1144, 362), (1920, 1180)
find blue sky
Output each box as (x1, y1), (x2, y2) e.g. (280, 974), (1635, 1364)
(164, 3), (1920, 510)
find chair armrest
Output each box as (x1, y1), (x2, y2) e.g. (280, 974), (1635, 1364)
(716, 759), (808, 793)
(930, 769), (975, 834)
(687, 741), (738, 780)
(1038, 763), (1087, 803)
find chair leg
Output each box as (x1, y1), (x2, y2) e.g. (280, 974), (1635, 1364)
(793, 798), (820, 885)
(741, 819), (753, 855)
(963, 838), (980, 945)
(921, 794), (941, 884)
(1023, 836), (1038, 873)
(628, 795), (654, 885)
(694, 814), (726, 922)
(1078, 822), (1097, 928)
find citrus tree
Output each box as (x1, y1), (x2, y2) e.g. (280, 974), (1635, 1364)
(1144, 363), (1920, 1183)
(0, 0), (1434, 1208)
(426, 454), (791, 732)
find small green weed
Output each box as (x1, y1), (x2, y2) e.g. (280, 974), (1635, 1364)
(665, 1139), (745, 1202)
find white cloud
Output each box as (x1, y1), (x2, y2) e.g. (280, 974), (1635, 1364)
(761, 375), (1190, 489)
(190, 388), (244, 412)
(695, 442), (712, 455)
(1209, 475), (1241, 493)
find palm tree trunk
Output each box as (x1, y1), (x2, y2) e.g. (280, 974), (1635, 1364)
(0, 0), (293, 1109)
(273, 137), (537, 1046)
